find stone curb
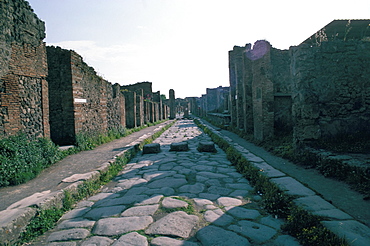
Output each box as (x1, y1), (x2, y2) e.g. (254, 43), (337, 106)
(0, 121), (173, 245)
(198, 119), (370, 246)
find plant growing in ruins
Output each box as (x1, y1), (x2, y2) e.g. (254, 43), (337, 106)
(0, 134), (62, 187)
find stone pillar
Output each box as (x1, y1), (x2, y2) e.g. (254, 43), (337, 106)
(169, 89), (175, 119)
(153, 91), (163, 120)
(136, 91), (144, 127)
(123, 91), (136, 128)
(228, 46), (245, 129)
(154, 102), (160, 122)
(184, 102), (189, 118)
(251, 41), (274, 141)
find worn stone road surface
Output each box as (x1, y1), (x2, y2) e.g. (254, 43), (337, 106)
(30, 120), (300, 245)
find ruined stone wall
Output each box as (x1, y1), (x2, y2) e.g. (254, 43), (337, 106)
(251, 41), (275, 140)
(123, 91), (136, 128)
(70, 51), (109, 135)
(0, 0), (49, 139)
(228, 46), (245, 129)
(47, 47), (126, 145)
(229, 41), (292, 139)
(46, 47), (74, 145)
(107, 83), (125, 130)
(271, 48), (292, 134)
(241, 44), (254, 133)
(291, 40), (370, 147)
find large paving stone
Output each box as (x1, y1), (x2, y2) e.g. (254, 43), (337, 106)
(93, 216), (153, 236)
(294, 195), (336, 211)
(225, 206), (261, 219)
(47, 228), (90, 242)
(60, 207), (90, 220)
(207, 186), (232, 195)
(193, 198), (213, 207)
(273, 235), (301, 246)
(117, 178), (148, 189)
(216, 197), (242, 207)
(144, 187), (175, 196)
(322, 220), (370, 246)
(94, 195), (149, 207)
(87, 192), (119, 201)
(270, 177), (315, 196)
(84, 205), (126, 220)
(226, 183), (253, 190)
(142, 171), (177, 181)
(81, 236), (113, 246)
(145, 211), (198, 238)
(135, 195), (163, 205)
(197, 171), (228, 179)
(121, 204), (159, 217)
(162, 197), (188, 209)
(112, 232), (148, 246)
(147, 177), (187, 189)
(48, 242), (76, 246)
(229, 220), (277, 243)
(151, 236), (199, 246)
(57, 218), (95, 230)
(204, 209), (234, 226)
(179, 183), (205, 194)
(196, 225), (250, 246)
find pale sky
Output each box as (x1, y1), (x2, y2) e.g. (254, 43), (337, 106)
(27, 0), (369, 98)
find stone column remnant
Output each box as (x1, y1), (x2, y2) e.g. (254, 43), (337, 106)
(169, 89), (175, 119)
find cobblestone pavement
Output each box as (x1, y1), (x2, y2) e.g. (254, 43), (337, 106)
(30, 120), (300, 245)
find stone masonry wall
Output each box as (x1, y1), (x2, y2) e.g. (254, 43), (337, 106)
(229, 41), (292, 140)
(0, 0), (49, 139)
(47, 46), (126, 145)
(251, 41), (275, 140)
(107, 83), (125, 130)
(46, 47), (75, 145)
(291, 40), (370, 147)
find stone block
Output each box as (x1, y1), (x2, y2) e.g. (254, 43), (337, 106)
(142, 143), (161, 154)
(170, 141), (189, 151)
(197, 141), (217, 153)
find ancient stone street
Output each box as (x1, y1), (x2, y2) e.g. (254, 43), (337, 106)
(30, 120), (300, 245)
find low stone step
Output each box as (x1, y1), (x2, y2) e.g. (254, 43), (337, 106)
(170, 141), (189, 151)
(197, 141), (217, 153)
(142, 143), (161, 154)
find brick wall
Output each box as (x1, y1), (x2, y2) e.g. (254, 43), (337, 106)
(47, 46), (126, 145)
(0, 0), (49, 139)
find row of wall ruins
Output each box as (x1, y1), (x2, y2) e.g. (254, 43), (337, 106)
(0, 0), (172, 146)
(199, 20), (370, 149)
